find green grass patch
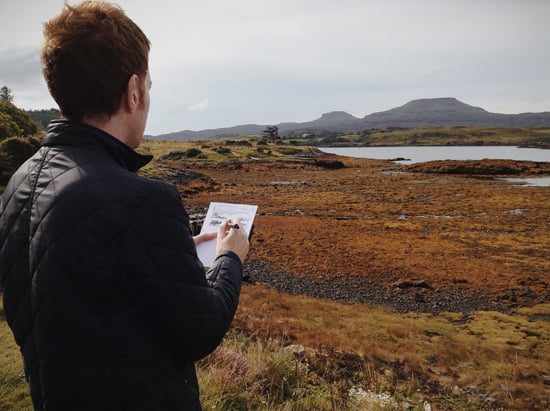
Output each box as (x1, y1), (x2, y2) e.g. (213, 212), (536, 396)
(334, 126), (550, 147)
(0, 301), (33, 410)
(2, 296), (548, 409)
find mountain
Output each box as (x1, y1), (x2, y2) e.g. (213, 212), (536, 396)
(365, 98), (488, 126)
(149, 98), (550, 140)
(363, 98), (550, 128)
(278, 111), (361, 133)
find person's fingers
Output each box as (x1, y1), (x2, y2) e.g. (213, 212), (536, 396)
(193, 231), (216, 246)
(216, 218), (249, 262)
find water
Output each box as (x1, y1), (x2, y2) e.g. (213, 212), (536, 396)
(499, 177), (550, 187)
(319, 146), (550, 187)
(319, 146), (550, 164)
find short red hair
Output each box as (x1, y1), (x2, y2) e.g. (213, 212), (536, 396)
(41, 1), (150, 121)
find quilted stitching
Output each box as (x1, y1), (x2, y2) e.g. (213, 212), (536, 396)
(0, 121), (243, 410)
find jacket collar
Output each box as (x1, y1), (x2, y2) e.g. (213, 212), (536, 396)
(42, 120), (153, 172)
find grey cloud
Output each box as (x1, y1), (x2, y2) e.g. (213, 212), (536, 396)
(0, 47), (42, 86)
(0, 47), (55, 109)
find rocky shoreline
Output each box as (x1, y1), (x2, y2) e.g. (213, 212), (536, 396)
(146, 149), (549, 410)
(154, 155), (548, 312)
(244, 258), (507, 316)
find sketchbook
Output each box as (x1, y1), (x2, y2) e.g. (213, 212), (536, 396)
(195, 202), (258, 267)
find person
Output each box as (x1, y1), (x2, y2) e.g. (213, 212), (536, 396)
(0, 1), (249, 410)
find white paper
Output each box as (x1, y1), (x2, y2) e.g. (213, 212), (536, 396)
(195, 202), (258, 267)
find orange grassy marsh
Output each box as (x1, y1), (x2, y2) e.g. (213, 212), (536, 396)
(150, 140), (549, 409)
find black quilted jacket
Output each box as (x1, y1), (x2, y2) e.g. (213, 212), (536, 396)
(0, 120), (243, 410)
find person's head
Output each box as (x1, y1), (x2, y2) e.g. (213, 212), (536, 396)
(41, 1), (151, 128)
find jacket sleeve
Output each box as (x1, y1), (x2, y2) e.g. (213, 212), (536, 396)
(121, 181), (243, 362)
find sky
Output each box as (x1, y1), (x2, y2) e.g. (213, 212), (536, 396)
(1, 0), (549, 136)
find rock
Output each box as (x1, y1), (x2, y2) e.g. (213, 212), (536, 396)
(244, 259), (507, 315)
(393, 279), (434, 290)
(314, 159), (345, 169)
(284, 344), (305, 358)
(415, 292), (426, 303)
(401, 400), (414, 410)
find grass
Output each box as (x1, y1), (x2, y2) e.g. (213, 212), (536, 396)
(139, 138), (320, 162)
(199, 294), (550, 410)
(6, 294), (550, 410)
(197, 335), (342, 410)
(1, 133), (549, 409)
(136, 127), (550, 181)
(0, 302), (33, 410)
(233, 285), (550, 409)
(282, 126), (550, 147)
(4, 293), (547, 409)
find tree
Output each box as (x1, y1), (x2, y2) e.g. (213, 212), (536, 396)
(0, 86), (14, 103)
(0, 111), (23, 139)
(0, 100), (41, 177)
(0, 136), (41, 174)
(262, 125), (279, 143)
(0, 102), (38, 139)
(26, 108), (61, 129)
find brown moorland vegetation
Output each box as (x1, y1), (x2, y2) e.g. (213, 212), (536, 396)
(144, 140), (549, 410)
(1, 138), (549, 410)
(166, 151), (548, 312)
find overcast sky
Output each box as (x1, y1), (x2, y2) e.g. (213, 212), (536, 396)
(1, 0), (549, 136)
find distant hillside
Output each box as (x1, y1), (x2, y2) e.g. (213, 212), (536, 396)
(150, 124), (266, 141)
(149, 98), (550, 141)
(26, 108), (60, 129)
(364, 98), (550, 128)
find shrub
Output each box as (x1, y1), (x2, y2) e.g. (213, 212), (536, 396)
(0, 136), (41, 173)
(183, 148), (203, 158)
(276, 147), (302, 156)
(0, 102), (38, 139)
(314, 159), (345, 169)
(0, 112), (23, 139)
(214, 147), (231, 155)
(197, 334), (350, 410)
(26, 108), (61, 129)
(160, 148), (204, 160)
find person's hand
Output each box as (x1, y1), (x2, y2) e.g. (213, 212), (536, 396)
(216, 218), (249, 263)
(193, 231), (216, 246)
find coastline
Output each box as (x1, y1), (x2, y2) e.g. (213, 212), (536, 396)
(159, 154), (549, 311)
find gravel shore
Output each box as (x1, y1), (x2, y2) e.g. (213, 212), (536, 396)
(244, 259), (507, 315)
